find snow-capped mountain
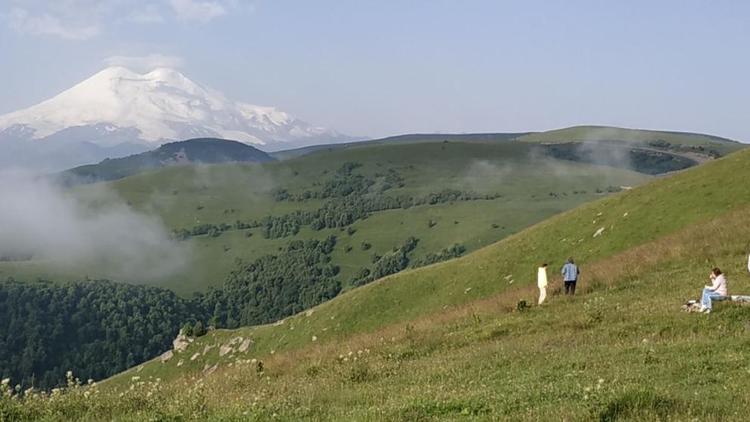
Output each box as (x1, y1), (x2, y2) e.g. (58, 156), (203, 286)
(0, 67), (353, 171)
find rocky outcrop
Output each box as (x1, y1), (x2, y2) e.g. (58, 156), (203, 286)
(172, 333), (191, 352)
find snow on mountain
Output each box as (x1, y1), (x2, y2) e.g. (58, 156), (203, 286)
(0, 66), (351, 152)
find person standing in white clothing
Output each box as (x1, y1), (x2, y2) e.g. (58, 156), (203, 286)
(537, 263), (549, 305)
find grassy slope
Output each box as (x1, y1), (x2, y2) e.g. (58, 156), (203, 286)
(0, 141), (649, 295)
(81, 148), (750, 416)
(8, 148), (750, 420)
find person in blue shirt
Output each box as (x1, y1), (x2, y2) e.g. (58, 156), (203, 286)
(561, 258), (580, 295)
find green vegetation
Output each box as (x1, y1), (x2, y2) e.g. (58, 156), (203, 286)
(60, 138), (274, 184)
(543, 142), (698, 174)
(0, 140), (651, 295)
(517, 125), (742, 155)
(0, 279), (196, 390)
(206, 236), (341, 327)
(4, 142), (750, 420)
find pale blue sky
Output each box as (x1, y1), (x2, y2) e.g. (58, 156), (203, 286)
(1, 0), (748, 140)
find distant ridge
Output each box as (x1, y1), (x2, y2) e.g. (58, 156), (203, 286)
(60, 138), (274, 184)
(271, 126), (743, 160)
(271, 132), (529, 160)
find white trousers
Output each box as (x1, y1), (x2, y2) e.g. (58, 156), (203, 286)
(538, 286), (547, 305)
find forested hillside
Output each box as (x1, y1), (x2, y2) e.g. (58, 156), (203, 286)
(0, 280), (196, 389)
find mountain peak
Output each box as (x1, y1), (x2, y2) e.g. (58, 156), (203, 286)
(0, 67), (352, 155)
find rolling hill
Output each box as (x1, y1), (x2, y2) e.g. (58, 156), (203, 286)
(1, 140), (652, 296)
(5, 138), (750, 420)
(60, 138), (274, 184)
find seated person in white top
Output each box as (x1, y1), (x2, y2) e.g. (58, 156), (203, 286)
(700, 267), (727, 314)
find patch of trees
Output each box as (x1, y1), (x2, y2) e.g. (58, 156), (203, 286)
(0, 279), (197, 390)
(647, 140), (722, 159)
(411, 244), (466, 268)
(172, 222), (234, 240)
(595, 186), (623, 194)
(543, 143), (697, 175)
(259, 213), (307, 238)
(628, 149), (696, 174)
(202, 236), (341, 328)
(352, 237), (419, 287)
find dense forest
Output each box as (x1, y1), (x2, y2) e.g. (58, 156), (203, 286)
(201, 236), (341, 328)
(0, 237), (343, 390)
(0, 237), (343, 389)
(0, 279), (197, 389)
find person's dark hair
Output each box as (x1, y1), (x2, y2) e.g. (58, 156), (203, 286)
(567, 257), (574, 264)
(541, 263), (548, 267)
(712, 267), (722, 276)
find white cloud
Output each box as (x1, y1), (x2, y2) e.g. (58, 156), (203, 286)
(104, 54), (185, 71)
(169, 0), (226, 23)
(6, 7), (100, 40)
(2, 0), (242, 40)
(0, 170), (190, 281)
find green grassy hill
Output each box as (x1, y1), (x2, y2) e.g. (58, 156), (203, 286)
(517, 125), (743, 156)
(269, 132), (527, 160)
(6, 140), (750, 420)
(275, 125), (743, 161)
(0, 141), (650, 295)
(60, 138), (274, 184)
